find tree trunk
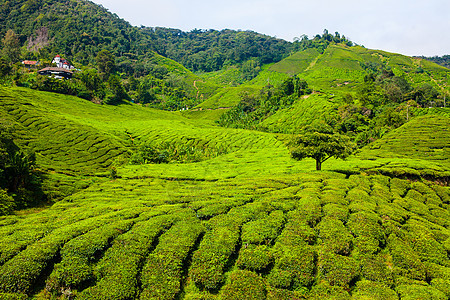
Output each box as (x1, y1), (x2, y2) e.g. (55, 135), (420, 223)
(316, 159), (322, 171)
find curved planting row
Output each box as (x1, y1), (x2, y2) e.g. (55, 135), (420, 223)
(0, 88), (128, 175)
(0, 173), (448, 299)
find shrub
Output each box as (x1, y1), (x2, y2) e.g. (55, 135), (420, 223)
(140, 218), (204, 300)
(387, 234), (426, 281)
(0, 212), (128, 294)
(359, 253), (394, 287)
(390, 178), (410, 197)
(266, 287), (306, 300)
(77, 215), (174, 299)
(396, 284), (447, 300)
(190, 202), (271, 290)
(352, 280), (398, 300)
(218, 270), (266, 300)
(0, 293), (27, 300)
(402, 220), (447, 265)
(347, 188), (377, 213)
(236, 244), (274, 272)
(308, 280), (350, 300)
(276, 220), (316, 246)
(431, 278), (450, 299)
(241, 210), (284, 245)
(189, 215), (241, 290)
(268, 245), (315, 289)
(317, 251), (359, 289)
(322, 203), (349, 222)
(0, 189), (15, 216)
(347, 211), (385, 254)
(292, 196), (322, 226)
(317, 216), (353, 255)
(45, 219), (135, 296)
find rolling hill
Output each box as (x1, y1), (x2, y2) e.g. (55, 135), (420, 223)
(0, 0), (449, 299)
(0, 85), (449, 299)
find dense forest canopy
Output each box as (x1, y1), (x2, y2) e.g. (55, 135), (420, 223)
(0, 0), (355, 72)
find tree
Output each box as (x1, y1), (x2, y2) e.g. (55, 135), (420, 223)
(0, 57), (12, 77)
(290, 123), (355, 170)
(1, 30), (21, 64)
(104, 74), (130, 105)
(96, 49), (116, 80)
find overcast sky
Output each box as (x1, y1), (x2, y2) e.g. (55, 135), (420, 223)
(92, 0), (449, 57)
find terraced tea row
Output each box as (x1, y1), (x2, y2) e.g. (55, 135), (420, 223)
(0, 88), (129, 175)
(0, 173), (448, 299)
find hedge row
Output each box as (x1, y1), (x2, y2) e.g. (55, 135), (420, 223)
(140, 213), (205, 300)
(190, 202), (273, 290)
(77, 214), (175, 299)
(0, 209), (139, 294)
(45, 218), (136, 296)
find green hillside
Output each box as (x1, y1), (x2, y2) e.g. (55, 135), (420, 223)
(0, 86), (448, 300)
(213, 44), (450, 137)
(0, 1), (449, 299)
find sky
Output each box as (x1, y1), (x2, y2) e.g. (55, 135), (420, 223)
(91, 0), (449, 57)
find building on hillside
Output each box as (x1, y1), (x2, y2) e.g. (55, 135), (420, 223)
(22, 60), (40, 69)
(38, 67), (73, 79)
(38, 55), (75, 79)
(52, 55), (74, 70)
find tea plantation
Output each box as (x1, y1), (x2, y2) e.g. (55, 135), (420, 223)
(0, 85), (449, 300)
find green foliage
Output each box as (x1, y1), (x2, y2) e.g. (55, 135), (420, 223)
(1, 30), (21, 64)
(218, 270), (266, 300)
(268, 245), (316, 289)
(0, 9), (449, 297)
(140, 215), (204, 299)
(77, 214), (174, 299)
(218, 76), (312, 129)
(241, 210), (284, 245)
(130, 141), (227, 164)
(0, 121), (43, 211)
(236, 244), (273, 272)
(32, 75), (92, 100)
(146, 28), (292, 72)
(0, 58), (12, 77)
(352, 280), (398, 300)
(347, 211), (385, 254)
(317, 251), (360, 289)
(45, 219), (135, 297)
(396, 284), (447, 300)
(104, 74), (131, 105)
(422, 55), (450, 69)
(290, 122), (355, 170)
(96, 49), (116, 80)
(0, 189), (14, 216)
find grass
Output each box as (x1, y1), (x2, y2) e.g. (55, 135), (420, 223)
(268, 48), (321, 75)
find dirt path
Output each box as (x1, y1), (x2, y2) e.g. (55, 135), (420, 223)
(193, 80), (201, 99)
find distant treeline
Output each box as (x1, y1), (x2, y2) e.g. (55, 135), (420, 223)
(420, 55), (450, 69)
(0, 0), (353, 73)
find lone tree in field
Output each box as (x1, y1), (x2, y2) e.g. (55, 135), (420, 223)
(290, 123), (355, 170)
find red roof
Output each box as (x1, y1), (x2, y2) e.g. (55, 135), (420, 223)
(22, 60), (38, 65)
(38, 67), (73, 74)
